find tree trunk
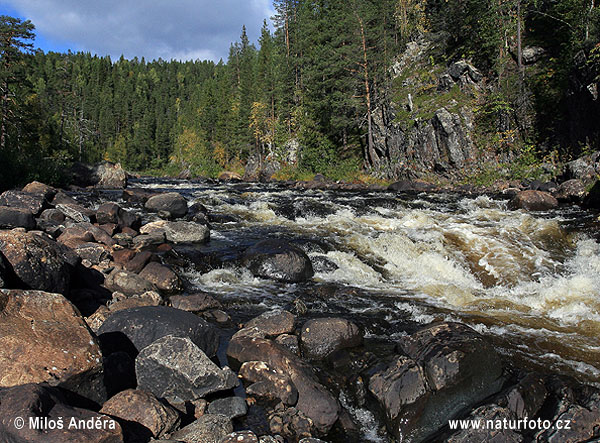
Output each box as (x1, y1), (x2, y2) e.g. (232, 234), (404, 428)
(517, 0), (523, 79)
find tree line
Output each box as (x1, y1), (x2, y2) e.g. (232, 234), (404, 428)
(1, 0), (598, 190)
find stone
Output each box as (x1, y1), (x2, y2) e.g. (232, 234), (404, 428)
(242, 239), (314, 283)
(98, 306), (219, 357)
(221, 431), (259, 443)
(554, 179), (586, 203)
(0, 190), (47, 216)
(246, 309), (295, 337)
(0, 206), (36, 229)
(299, 317), (363, 360)
(75, 242), (111, 265)
(145, 192), (188, 218)
(100, 389), (180, 439)
(55, 203), (92, 223)
(124, 250), (154, 273)
(104, 269), (156, 296)
(139, 262), (183, 294)
(218, 171), (242, 181)
(0, 384), (123, 442)
(369, 322), (505, 442)
(122, 187), (158, 204)
(0, 290), (105, 403)
(583, 180), (600, 209)
(132, 232), (166, 249)
(0, 230), (75, 293)
(71, 161), (127, 189)
(112, 248), (136, 266)
(275, 334), (300, 355)
(228, 335), (339, 434)
(240, 361), (298, 406)
(170, 414), (233, 443)
(22, 181), (58, 200)
(136, 335), (238, 402)
(59, 222), (116, 247)
(207, 397), (248, 419)
(522, 46), (546, 64)
(169, 292), (222, 312)
(140, 220), (210, 243)
(96, 202), (141, 230)
(40, 208), (66, 223)
(508, 190), (559, 211)
(446, 405), (523, 443)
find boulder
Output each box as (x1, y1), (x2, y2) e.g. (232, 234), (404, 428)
(169, 292), (222, 312)
(239, 361), (298, 406)
(55, 203), (92, 223)
(138, 262), (183, 294)
(71, 161), (127, 189)
(74, 242), (111, 265)
(446, 405), (524, 443)
(228, 335), (340, 434)
(583, 180), (600, 209)
(299, 317), (363, 360)
(554, 179), (586, 202)
(98, 306), (219, 357)
(135, 335), (238, 401)
(388, 180), (436, 193)
(0, 290), (105, 403)
(218, 171), (242, 181)
(40, 208), (66, 223)
(124, 250), (155, 274)
(0, 206), (36, 229)
(0, 190), (47, 216)
(104, 269), (156, 296)
(508, 190), (559, 211)
(170, 414), (233, 443)
(245, 309), (295, 337)
(0, 230), (75, 294)
(132, 232), (166, 249)
(368, 322), (505, 442)
(100, 389), (180, 440)
(22, 181), (57, 200)
(145, 192), (188, 218)
(96, 202), (141, 231)
(140, 220), (209, 243)
(122, 187), (158, 204)
(207, 397), (248, 419)
(242, 239), (314, 283)
(58, 222), (116, 247)
(0, 384), (123, 442)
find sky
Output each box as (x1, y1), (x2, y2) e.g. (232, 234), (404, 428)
(0, 0), (275, 62)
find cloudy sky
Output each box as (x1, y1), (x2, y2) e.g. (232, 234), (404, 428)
(0, 0), (274, 62)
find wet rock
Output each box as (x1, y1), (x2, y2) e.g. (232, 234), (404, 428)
(169, 292), (222, 312)
(122, 187), (158, 204)
(228, 335), (340, 434)
(132, 232), (166, 249)
(246, 309), (296, 337)
(0, 230), (74, 293)
(100, 389), (180, 440)
(0, 190), (47, 216)
(275, 334), (300, 355)
(388, 180), (436, 193)
(311, 255), (338, 273)
(96, 202), (141, 231)
(59, 222), (116, 247)
(300, 317), (363, 360)
(268, 405), (314, 440)
(242, 239), (314, 283)
(508, 190), (559, 211)
(369, 322), (505, 442)
(554, 179), (586, 202)
(207, 396), (248, 419)
(104, 269), (156, 296)
(136, 335), (238, 402)
(145, 192), (188, 218)
(503, 373), (547, 419)
(170, 414), (233, 443)
(0, 384), (123, 442)
(583, 180), (600, 209)
(222, 430), (259, 443)
(0, 290), (105, 403)
(140, 220), (210, 243)
(0, 206), (36, 229)
(98, 305), (218, 357)
(139, 262), (183, 294)
(539, 402), (600, 443)
(240, 361), (299, 406)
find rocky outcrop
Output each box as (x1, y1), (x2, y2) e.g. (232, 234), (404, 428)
(0, 290), (105, 403)
(0, 206), (36, 229)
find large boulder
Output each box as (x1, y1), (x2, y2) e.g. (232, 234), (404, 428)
(299, 317), (363, 360)
(228, 334), (340, 434)
(135, 335), (238, 402)
(554, 179), (586, 202)
(22, 181), (57, 200)
(508, 190), (558, 211)
(100, 389), (180, 440)
(388, 180), (436, 193)
(239, 361), (298, 406)
(0, 190), (47, 216)
(368, 322), (505, 443)
(140, 220), (209, 243)
(98, 306), (219, 357)
(0, 290), (105, 403)
(0, 230), (76, 294)
(71, 161), (127, 189)
(145, 192), (188, 218)
(0, 384), (123, 442)
(0, 206), (36, 229)
(242, 239), (314, 283)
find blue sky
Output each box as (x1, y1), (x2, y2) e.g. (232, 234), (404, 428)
(0, 0), (274, 62)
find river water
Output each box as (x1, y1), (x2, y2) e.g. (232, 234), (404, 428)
(133, 178), (600, 386)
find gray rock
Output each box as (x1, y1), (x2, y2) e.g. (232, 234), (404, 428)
(98, 306), (219, 357)
(105, 269), (156, 296)
(240, 361), (298, 406)
(554, 179), (586, 202)
(55, 203), (91, 223)
(132, 232), (166, 249)
(140, 220), (209, 243)
(136, 335), (238, 402)
(0, 190), (46, 216)
(207, 397), (248, 419)
(522, 46), (545, 64)
(170, 414), (233, 443)
(145, 192), (188, 218)
(300, 317), (363, 360)
(242, 239), (314, 283)
(0, 206), (36, 229)
(169, 292), (222, 312)
(246, 309), (295, 337)
(221, 431), (259, 443)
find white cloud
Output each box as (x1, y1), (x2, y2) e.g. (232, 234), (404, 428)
(2, 0), (274, 61)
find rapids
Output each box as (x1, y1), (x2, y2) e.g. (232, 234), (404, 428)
(134, 178), (600, 385)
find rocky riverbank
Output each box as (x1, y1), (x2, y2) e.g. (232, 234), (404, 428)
(1, 178), (599, 443)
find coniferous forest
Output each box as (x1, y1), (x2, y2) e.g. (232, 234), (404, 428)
(1, 0), (599, 191)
